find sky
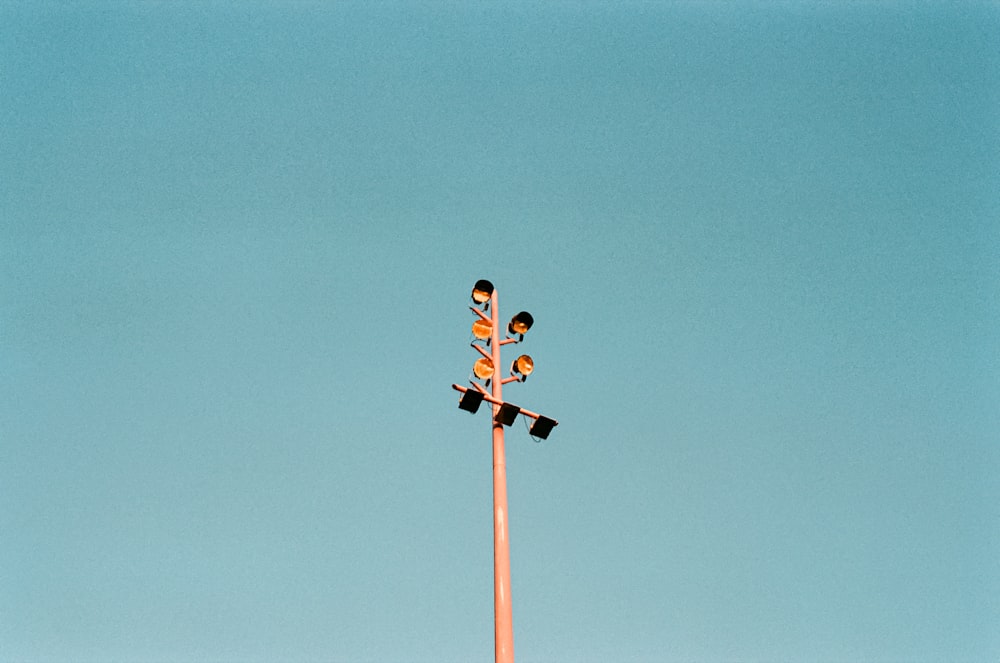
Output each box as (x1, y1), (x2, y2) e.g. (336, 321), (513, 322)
(2, 2), (998, 662)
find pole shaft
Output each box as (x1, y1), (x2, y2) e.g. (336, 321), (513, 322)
(490, 289), (514, 663)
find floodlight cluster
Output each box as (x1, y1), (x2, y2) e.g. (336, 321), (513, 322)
(454, 279), (557, 440)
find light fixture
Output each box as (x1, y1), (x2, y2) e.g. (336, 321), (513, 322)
(473, 357), (494, 381)
(495, 402), (520, 426)
(510, 354), (533, 381)
(472, 318), (492, 340)
(458, 389), (485, 414)
(471, 279), (494, 307)
(529, 416), (558, 440)
(507, 311), (533, 338)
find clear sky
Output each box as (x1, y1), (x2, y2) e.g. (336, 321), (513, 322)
(2, 2), (998, 662)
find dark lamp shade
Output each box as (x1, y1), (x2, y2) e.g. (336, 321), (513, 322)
(529, 416), (558, 440)
(508, 311), (534, 336)
(494, 402), (520, 426)
(458, 389), (485, 414)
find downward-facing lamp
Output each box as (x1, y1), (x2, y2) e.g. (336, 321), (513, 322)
(495, 402), (521, 426)
(529, 416), (558, 440)
(458, 389), (485, 413)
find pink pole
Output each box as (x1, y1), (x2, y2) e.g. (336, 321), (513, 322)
(490, 288), (515, 663)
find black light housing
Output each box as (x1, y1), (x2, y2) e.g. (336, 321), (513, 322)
(529, 416), (558, 440)
(471, 280), (494, 307)
(458, 389), (485, 414)
(495, 402), (520, 426)
(507, 311), (534, 338)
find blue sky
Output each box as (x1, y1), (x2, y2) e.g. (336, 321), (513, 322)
(2, 2), (998, 662)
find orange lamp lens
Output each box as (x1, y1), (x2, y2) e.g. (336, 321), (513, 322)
(472, 318), (492, 340)
(473, 357), (494, 380)
(513, 354), (534, 377)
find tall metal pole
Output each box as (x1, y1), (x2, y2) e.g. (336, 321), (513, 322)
(489, 288), (515, 663)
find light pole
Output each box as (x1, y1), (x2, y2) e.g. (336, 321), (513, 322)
(451, 279), (558, 663)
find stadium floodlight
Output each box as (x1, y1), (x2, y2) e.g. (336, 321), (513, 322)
(458, 389), (485, 414)
(529, 416), (558, 440)
(472, 318), (492, 341)
(473, 357), (494, 381)
(450, 279), (559, 663)
(510, 355), (533, 382)
(494, 402), (520, 426)
(471, 279), (494, 307)
(507, 311), (533, 339)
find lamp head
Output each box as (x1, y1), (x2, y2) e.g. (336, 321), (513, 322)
(471, 280), (494, 307)
(529, 416), (558, 440)
(471, 318), (492, 340)
(495, 402), (521, 426)
(507, 311), (534, 338)
(457, 389), (485, 414)
(510, 354), (534, 381)
(473, 357), (494, 381)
